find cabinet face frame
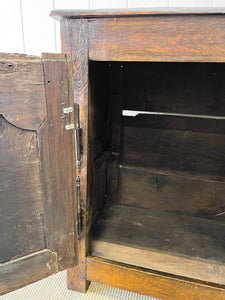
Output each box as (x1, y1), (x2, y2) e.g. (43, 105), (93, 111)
(52, 9), (225, 299)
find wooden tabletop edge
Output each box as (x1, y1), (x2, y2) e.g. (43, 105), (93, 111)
(50, 7), (225, 20)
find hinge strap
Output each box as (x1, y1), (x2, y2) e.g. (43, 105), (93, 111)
(75, 103), (82, 240)
(76, 175), (82, 241)
(74, 103), (81, 169)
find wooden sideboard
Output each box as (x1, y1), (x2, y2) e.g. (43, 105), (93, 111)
(1, 8), (225, 300)
(50, 8), (225, 300)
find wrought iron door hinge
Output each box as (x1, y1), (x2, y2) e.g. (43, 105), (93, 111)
(76, 175), (82, 241)
(74, 103), (81, 169)
(74, 104), (82, 241)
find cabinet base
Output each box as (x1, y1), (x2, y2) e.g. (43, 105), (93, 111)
(86, 256), (225, 300)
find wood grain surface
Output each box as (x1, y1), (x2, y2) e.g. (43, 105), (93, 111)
(92, 241), (225, 286)
(92, 205), (225, 285)
(0, 53), (79, 295)
(89, 16), (225, 62)
(119, 166), (225, 217)
(0, 116), (44, 263)
(40, 53), (77, 270)
(54, 10), (225, 298)
(61, 19), (90, 292)
(87, 256), (225, 300)
(0, 250), (58, 295)
(51, 8), (225, 21)
(120, 115), (225, 181)
(0, 53), (47, 130)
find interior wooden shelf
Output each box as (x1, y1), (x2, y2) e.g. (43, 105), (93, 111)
(92, 204), (225, 285)
(119, 164), (225, 183)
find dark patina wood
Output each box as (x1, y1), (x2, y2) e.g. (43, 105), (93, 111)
(120, 115), (225, 180)
(60, 19), (90, 293)
(92, 205), (225, 285)
(52, 8), (225, 299)
(0, 250), (58, 295)
(122, 62), (225, 116)
(0, 53), (78, 295)
(0, 116), (44, 264)
(119, 165), (225, 217)
(0, 116), (45, 264)
(40, 53), (77, 269)
(0, 53), (47, 130)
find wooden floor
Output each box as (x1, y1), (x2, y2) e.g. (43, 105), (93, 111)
(92, 205), (225, 285)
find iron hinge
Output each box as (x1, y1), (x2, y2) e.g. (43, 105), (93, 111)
(75, 103), (82, 241)
(74, 103), (81, 169)
(76, 175), (82, 241)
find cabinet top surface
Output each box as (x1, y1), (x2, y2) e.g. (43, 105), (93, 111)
(50, 7), (225, 20)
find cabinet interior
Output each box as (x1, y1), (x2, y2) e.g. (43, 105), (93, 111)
(88, 61), (225, 285)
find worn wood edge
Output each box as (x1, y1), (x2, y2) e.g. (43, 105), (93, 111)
(92, 240), (225, 286)
(86, 256), (225, 300)
(65, 50), (79, 267)
(0, 53), (41, 61)
(62, 18), (90, 293)
(89, 55), (225, 63)
(119, 164), (225, 183)
(0, 250), (58, 295)
(50, 8), (225, 20)
(41, 52), (67, 61)
(0, 113), (35, 132)
(0, 56), (47, 130)
(39, 52), (77, 269)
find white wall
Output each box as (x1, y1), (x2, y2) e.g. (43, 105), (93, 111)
(0, 0), (225, 56)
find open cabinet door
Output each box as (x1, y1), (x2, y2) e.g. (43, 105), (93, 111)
(0, 53), (78, 295)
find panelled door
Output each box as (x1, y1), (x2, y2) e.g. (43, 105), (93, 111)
(0, 53), (78, 295)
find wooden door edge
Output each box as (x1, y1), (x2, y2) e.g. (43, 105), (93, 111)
(0, 250), (58, 295)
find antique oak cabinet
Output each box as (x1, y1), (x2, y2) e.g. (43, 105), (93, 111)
(1, 8), (225, 300)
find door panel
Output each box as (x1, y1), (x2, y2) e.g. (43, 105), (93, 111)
(0, 53), (78, 295)
(0, 118), (44, 263)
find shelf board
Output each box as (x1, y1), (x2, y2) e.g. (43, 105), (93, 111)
(92, 205), (225, 285)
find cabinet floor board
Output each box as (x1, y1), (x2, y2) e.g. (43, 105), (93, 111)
(92, 204), (225, 285)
